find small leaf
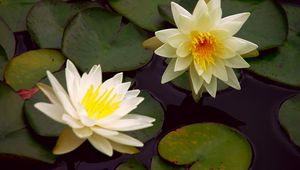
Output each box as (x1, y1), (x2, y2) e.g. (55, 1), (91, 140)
(116, 159), (146, 170)
(4, 49), (66, 90)
(108, 0), (180, 31)
(0, 18), (15, 58)
(62, 7), (152, 72)
(151, 156), (184, 170)
(126, 90), (164, 143)
(158, 123), (252, 170)
(0, 83), (56, 163)
(0, 0), (39, 32)
(279, 93), (300, 147)
(27, 0), (99, 48)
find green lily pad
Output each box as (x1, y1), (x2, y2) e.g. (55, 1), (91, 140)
(171, 71), (240, 92)
(62, 7), (152, 72)
(126, 90), (164, 142)
(281, 3), (300, 33)
(158, 123), (252, 170)
(0, 18), (15, 58)
(24, 71), (66, 137)
(161, 0), (287, 51)
(279, 93), (300, 147)
(116, 159), (146, 170)
(4, 49), (66, 91)
(0, 0), (39, 32)
(151, 156), (184, 170)
(0, 83), (56, 163)
(108, 0), (179, 31)
(27, 0), (99, 49)
(0, 45), (7, 80)
(247, 31), (300, 88)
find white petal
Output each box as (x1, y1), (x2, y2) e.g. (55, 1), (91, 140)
(88, 65), (102, 88)
(62, 114), (84, 129)
(155, 43), (176, 58)
(79, 113), (97, 127)
(171, 2), (192, 27)
(201, 66), (213, 83)
(176, 42), (191, 58)
(161, 59), (186, 84)
(114, 82), (131, 97)
(225, 37), (258, 54)
(124, 90), (140, 100)
(193, 62), (204, 76)
(91, 127), (119, 136)
(102, 119), (141, 130)
(105, 133), (143, 147)
(66, 60), (81, 81)
(123, 114), (155, 123)
(204, 77), (217, 97)
(215, 12), (250, 36)
(177, 14), (195, 34)
(53, 127), (85, 155)
(207, 0), (222, 22)
(47, 71), (79, 119)
(73, 127), (93, 139)
(193, 0), (209, 18)
(155, 29), (180, 43)
(211, 59), (228, 81)
(223, 67), (241, 90)
(174, 55), (192, 72)
(110, 72), (123, 86)
(217, 47), (236, 59)
(88, 134), (113, 156)
(34, 103), (64, 123)
(65, 60), (80, 103)
(36, 83), (60, 105)
(110, 141), (139, 154)
(224, 55), (250, 68)
(167, 33), (189, 48)
(190, 65), (204, 94)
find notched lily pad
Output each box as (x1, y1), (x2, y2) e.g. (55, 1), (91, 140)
(27, 0), (99, 48)
(4, 49), (66, 91)
(0, 18), (15, 58)
(116, 159), (146, 170)
(158, 123), (252, 170)
(62, 7), (152, 73)
(0, 83), (56, 163)
(281, 3), (300, 33)
(279, 93), (300, 147)
(108, 0), (179, 31)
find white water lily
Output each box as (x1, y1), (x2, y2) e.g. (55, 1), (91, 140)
(155, 0), (258, 97)
(34, 60), (155, 156)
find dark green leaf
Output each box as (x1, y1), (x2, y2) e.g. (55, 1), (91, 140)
(0, 18), (15, 58)
(116, 159), (146, 170)
(151, 156), (184, 170)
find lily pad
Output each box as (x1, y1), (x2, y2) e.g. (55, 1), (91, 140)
(161, 0), (287, 51)
(281, 3), (300, 33)
(126, 90), (164, 142)
(4, 49), (66, 91)
(27, 0), (99, 48)
(0, 45), (7, 80)
(0, 83), (56, 163)
(0, 18), (15, 58)
(158, 123), (252, 170)
(108, 0), (179, 31)
(151, 156), (184, 170)
(116, 159), (146, 170)
(24, 71), (66, 137)
(62, 7), (152, 72)
(279, 93), (300, 147)
(0, 0), (39, 32)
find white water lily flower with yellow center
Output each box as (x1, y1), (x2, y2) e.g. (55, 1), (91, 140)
(155, 0), (258, 97)
(34, 60), (155, 156)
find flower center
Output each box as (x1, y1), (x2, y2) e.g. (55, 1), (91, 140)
(81, 85), (121, 120)
(190, 31), (219, 71)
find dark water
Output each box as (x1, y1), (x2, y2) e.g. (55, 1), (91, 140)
(2, 1), (300, 169)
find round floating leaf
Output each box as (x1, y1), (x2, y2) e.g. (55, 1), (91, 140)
(126, 90), (164, 142)
(0, 45), (7, 80)
(158, 123), (252, 170)
(4, 49), (66, 90)
(108, 0), (179, 31)
(161, 0), (287, 50)
(0, 83), (56, 163)
(62, 7), (152, 72)
(247, 31), (300, 88)
(279, 93), (300, 147)
(24, 71), (66, 137)
(151, 156), (184, 170)
(0, 18), (15, 58)
(171, 71), (240, 92)
(0, 0), (39, 32)
(116, 159), (146, 170)
(281, 3), (300, 33)
(27, 0), (99, 48)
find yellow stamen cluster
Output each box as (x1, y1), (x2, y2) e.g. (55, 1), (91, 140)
(81, 85), (121, 120)
(190, 31), (218, 71)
